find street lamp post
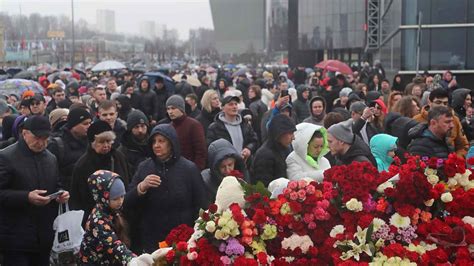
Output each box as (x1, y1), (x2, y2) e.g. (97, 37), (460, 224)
(71, 0), (75, 68)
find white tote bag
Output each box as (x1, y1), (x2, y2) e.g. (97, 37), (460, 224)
(52, 203), (85, 255)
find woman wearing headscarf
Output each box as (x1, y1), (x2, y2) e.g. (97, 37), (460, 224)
(369, 134), (398, 172)
(303, 96), (326, 126)
(286, 123), (331, 182)
(201, 139), (249, 203)
(124, 124), (208, 253)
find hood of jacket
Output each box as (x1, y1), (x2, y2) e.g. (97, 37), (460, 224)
(309, 96), (326, 119)
(296, 85), (310, 103)
(87, 170), (121, 210)
(369, 133), (398, 171)
(217, 112), (242, 126)
(138, 76), (151, 92)
(451, 88), (471, 113)
(268, 114), (296, 144)
(408, 122), (429, 139)
(148, 123), (180, 163)
(292, 122), (329, 165)
(207, 139), (246, 180)
(116, 95), (132, 112)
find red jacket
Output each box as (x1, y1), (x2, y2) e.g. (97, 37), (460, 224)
(171, 115), (207, 170)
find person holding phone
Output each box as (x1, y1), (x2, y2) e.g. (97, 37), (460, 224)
(0, 115), (69, 266)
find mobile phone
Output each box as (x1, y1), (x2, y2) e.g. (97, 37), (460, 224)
(281, 90), (289, 97)
(453, 75), (456, 80)
(47, 190), (65, 199)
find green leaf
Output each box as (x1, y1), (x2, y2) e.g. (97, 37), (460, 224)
(366, 223), (374, 243)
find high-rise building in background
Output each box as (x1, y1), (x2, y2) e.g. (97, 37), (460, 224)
(140, 21), (156, 40)
(96, 9), (116, 34)
(209, 0), (266, 56)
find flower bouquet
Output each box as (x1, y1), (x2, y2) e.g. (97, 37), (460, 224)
(143, 153), (474, 265)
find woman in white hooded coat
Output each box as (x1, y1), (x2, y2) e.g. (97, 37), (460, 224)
(286, 122), (331, 182)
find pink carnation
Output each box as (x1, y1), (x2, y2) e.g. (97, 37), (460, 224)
(290, 192), (298, 201)
(306, 185), (316, 195)
(288, 181), (298, 190)
(297, 189), (307, 200)
(298, 180), (307, 189)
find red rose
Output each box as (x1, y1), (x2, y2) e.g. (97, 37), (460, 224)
(165, 250), (175, 263)
(252, 209), (267, 225)
(176, 241), (187, 252)
(208, 203), (218, 214)
(256, 252), (268, 265)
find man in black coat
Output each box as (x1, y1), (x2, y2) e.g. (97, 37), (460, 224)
(327, 120), (377, 166)
(252, 114), (296, 186)
(131, 77), (159, 124)
(207, 96), (259, 162)
(0, 116), (69, 266)
(408, 106), (454, 159)
(119, 110), (151, 177)
(48, 108), (92, 191)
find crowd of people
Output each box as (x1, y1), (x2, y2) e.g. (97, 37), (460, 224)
(0, 62), (472, 265)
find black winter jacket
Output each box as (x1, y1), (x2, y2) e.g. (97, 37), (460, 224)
(153, 87), (169, 122)
(131, 80), (159, 121)
(207, 113), (259, 154)
(47, 127), (88, 191)
(408, 123), (453, 159)
(118, 130), (151, 178)
(196, 108), (220, 135)
(0, 139), (60, 252)
(334, 136), (377, 166)
(124, 124), (208, 253)
(252, 115), (296, 186)
(70, 147), (129, 225)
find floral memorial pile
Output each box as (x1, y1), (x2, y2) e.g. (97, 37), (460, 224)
(151, 154), (474, 265)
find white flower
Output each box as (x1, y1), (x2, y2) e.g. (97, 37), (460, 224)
(346, 198), (363, 212)
(462, 216), (474, 227)
(330, 225), (346, 238)
(447, 178), (458, 187)
(390, 213), (411, 228)
(205, 221), (216, 233)
(424, 199), (434, 207)
(377, 181), (394, 193)
(440, 192), (453, 203)
(281, 234), (314, 254)
(372, 218), (386, 232)
(426, 174), (439, 186)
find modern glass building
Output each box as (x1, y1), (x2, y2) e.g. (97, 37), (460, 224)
(266, 0), (288, 53)
(289, 0), (367, 67)
(289, 0), (474, 78)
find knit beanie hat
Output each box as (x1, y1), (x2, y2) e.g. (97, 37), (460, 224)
(126, 109), (149, 130)
(339, 87), (353, 98)
(67, 108), (92, 129)
(87, 120), (112, 143)
(49, 108), (69, 127)
(166, 95), (186, 114)
(109, 178), (126, 200)
(268, 114), (296, 141)
(327, 120), (354, 144)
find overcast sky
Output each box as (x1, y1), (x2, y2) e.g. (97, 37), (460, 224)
(1, 0), (214, 39)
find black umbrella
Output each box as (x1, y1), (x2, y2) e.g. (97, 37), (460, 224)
(13, 70), (37, 80)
